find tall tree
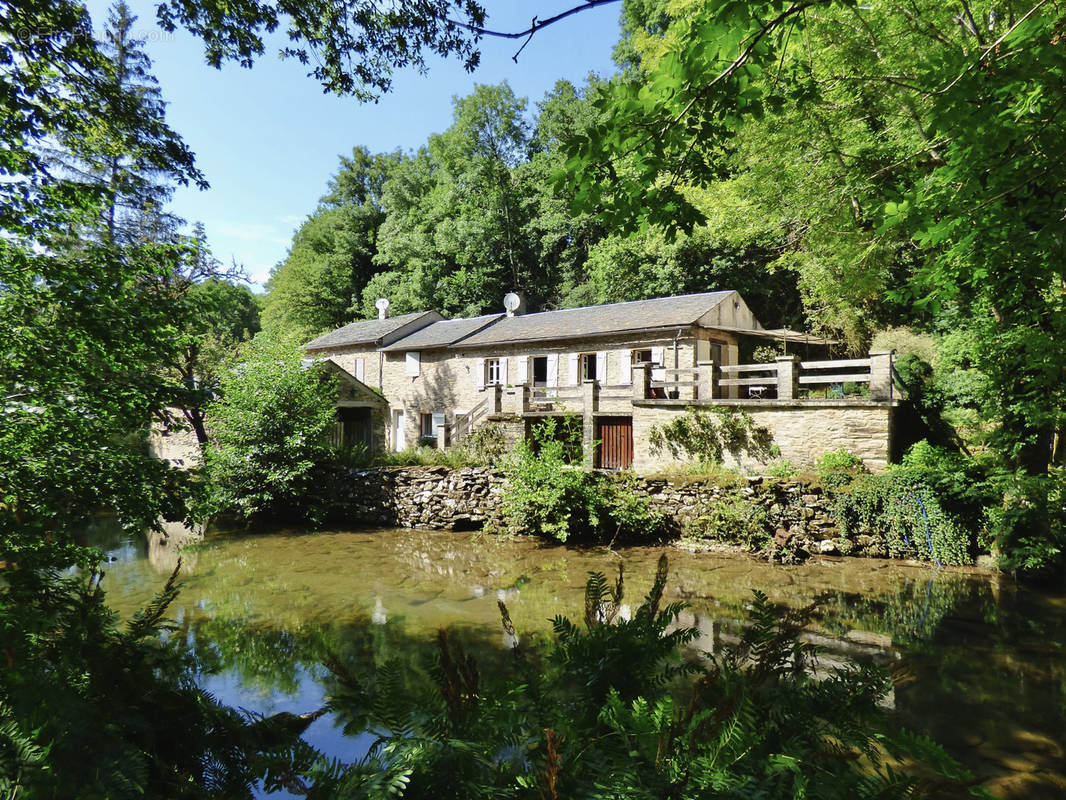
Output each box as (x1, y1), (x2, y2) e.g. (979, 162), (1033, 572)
(263, 147), (400, 337)
(567, 0), (1066, 568)
(373, 82), (535, 316)
(52, 0), (194, 244)
(0, 1), (297, 793)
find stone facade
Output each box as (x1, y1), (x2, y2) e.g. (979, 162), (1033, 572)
(334, 466), (900, 561)
(304, 292), (895, 473)
(631, 400), (896, 473)
(372, 329), (740, 451)
(317, 344), (382, 390)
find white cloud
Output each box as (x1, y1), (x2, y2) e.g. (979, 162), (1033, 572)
(245, 268), (272, 291)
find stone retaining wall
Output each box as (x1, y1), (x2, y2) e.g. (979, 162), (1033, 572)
(339, 466), (506, 530)
(631, 401), (896, 473)
(335, 466), (893, 560)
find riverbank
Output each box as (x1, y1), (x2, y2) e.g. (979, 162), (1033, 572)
(332, 465), (981, 565)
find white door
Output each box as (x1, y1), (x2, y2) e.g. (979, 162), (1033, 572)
(392, 410), (405, 450)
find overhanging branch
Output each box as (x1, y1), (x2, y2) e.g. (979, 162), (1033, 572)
(437, 0), (623, 61)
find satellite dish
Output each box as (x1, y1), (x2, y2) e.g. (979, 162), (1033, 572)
(374, 297), (390, 318)
(503, 292), (521, 316)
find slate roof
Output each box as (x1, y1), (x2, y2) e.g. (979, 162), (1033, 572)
(379, 314), (505, 352)
(304, 311), (439, 350)
(450, 292), (735, 348)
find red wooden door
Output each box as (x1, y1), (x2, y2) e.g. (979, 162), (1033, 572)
(597, 417), (633, 470)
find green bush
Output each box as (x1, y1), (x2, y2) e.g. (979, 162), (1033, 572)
(764, 458), (798, 479)
(815, 449), (868, 490)
(376, 426), (510, 469)
(445, 424), (509, 467)
(495, 417), (660, 542)
(985, 466), (1066, 576)
(684, 494), (772, 551)
(203, 335), (338, 525)
(830, 472), (973, 564)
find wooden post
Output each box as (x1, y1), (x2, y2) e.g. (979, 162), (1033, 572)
(775, 355), (800, 400)
(869, 351), (894, 401)
(697, 360), (717, 401)
(632, 362), (651, 401)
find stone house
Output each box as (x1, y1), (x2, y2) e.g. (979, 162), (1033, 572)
(305, 291), (900, 472)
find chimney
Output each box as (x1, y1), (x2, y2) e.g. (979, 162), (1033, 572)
(503, 292), (525, 317)
(374, 297), (390, 320)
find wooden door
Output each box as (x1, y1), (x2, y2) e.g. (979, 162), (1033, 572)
(596, 416), (633, 470)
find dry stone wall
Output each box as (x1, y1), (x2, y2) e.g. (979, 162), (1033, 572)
(338, 466), (506, 529)
(334, 466), (894, 560)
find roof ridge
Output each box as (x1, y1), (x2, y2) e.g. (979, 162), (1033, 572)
(512, 290), (731, 318)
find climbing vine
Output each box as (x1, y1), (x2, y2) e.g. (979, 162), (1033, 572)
(830, 473), (972, 565)
(648, 406), (775, 466)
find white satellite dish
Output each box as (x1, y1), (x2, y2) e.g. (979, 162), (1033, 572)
(374, 297), (390, 319)
(503, 292), (521, 316)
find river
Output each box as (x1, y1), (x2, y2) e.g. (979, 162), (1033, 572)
(88, 522), (1066, 798)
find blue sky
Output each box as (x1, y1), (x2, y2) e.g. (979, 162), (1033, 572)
(83, 1), (623, 290)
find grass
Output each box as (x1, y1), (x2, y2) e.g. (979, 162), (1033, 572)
(646, 460), (747, 487)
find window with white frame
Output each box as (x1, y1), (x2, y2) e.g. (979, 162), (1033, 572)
(485, 358), (502, 385)
(632, 349), (654, 364)
(420, 412), (446, 439)
(581, 353), (597, 381)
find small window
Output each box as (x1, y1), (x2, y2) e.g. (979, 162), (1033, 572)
(485, 358), (502, 386)
(420, 412), (445, 444)
(581, 353), (597, 381)
(632, 349), (654, 364)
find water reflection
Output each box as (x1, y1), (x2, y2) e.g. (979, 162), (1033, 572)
(149, 519), (204, 574)
(91, 525), (1065, 799)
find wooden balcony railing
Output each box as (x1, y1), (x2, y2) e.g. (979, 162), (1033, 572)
(631, 351), (894, 402)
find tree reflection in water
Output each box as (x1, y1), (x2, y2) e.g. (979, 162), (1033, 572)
(88, 525), (1065, 798)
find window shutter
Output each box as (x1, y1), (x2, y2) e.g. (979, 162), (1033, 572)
(516, 355), (528, 385)
(619, 350), (632, 385)
(499, 357), (509, 385)
(651, 346), (664, 365)
(547, 355), (559, 387)
(595, 351), (607, 382)
(354, 358), (365, 382)
(432, 412), (446, 435)
(476, 358), (485, 390)
(568, 353), (579, 385)
(406, 352), (420, 377)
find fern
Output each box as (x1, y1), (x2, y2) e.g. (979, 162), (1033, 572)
(310, 565), (984, 799)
